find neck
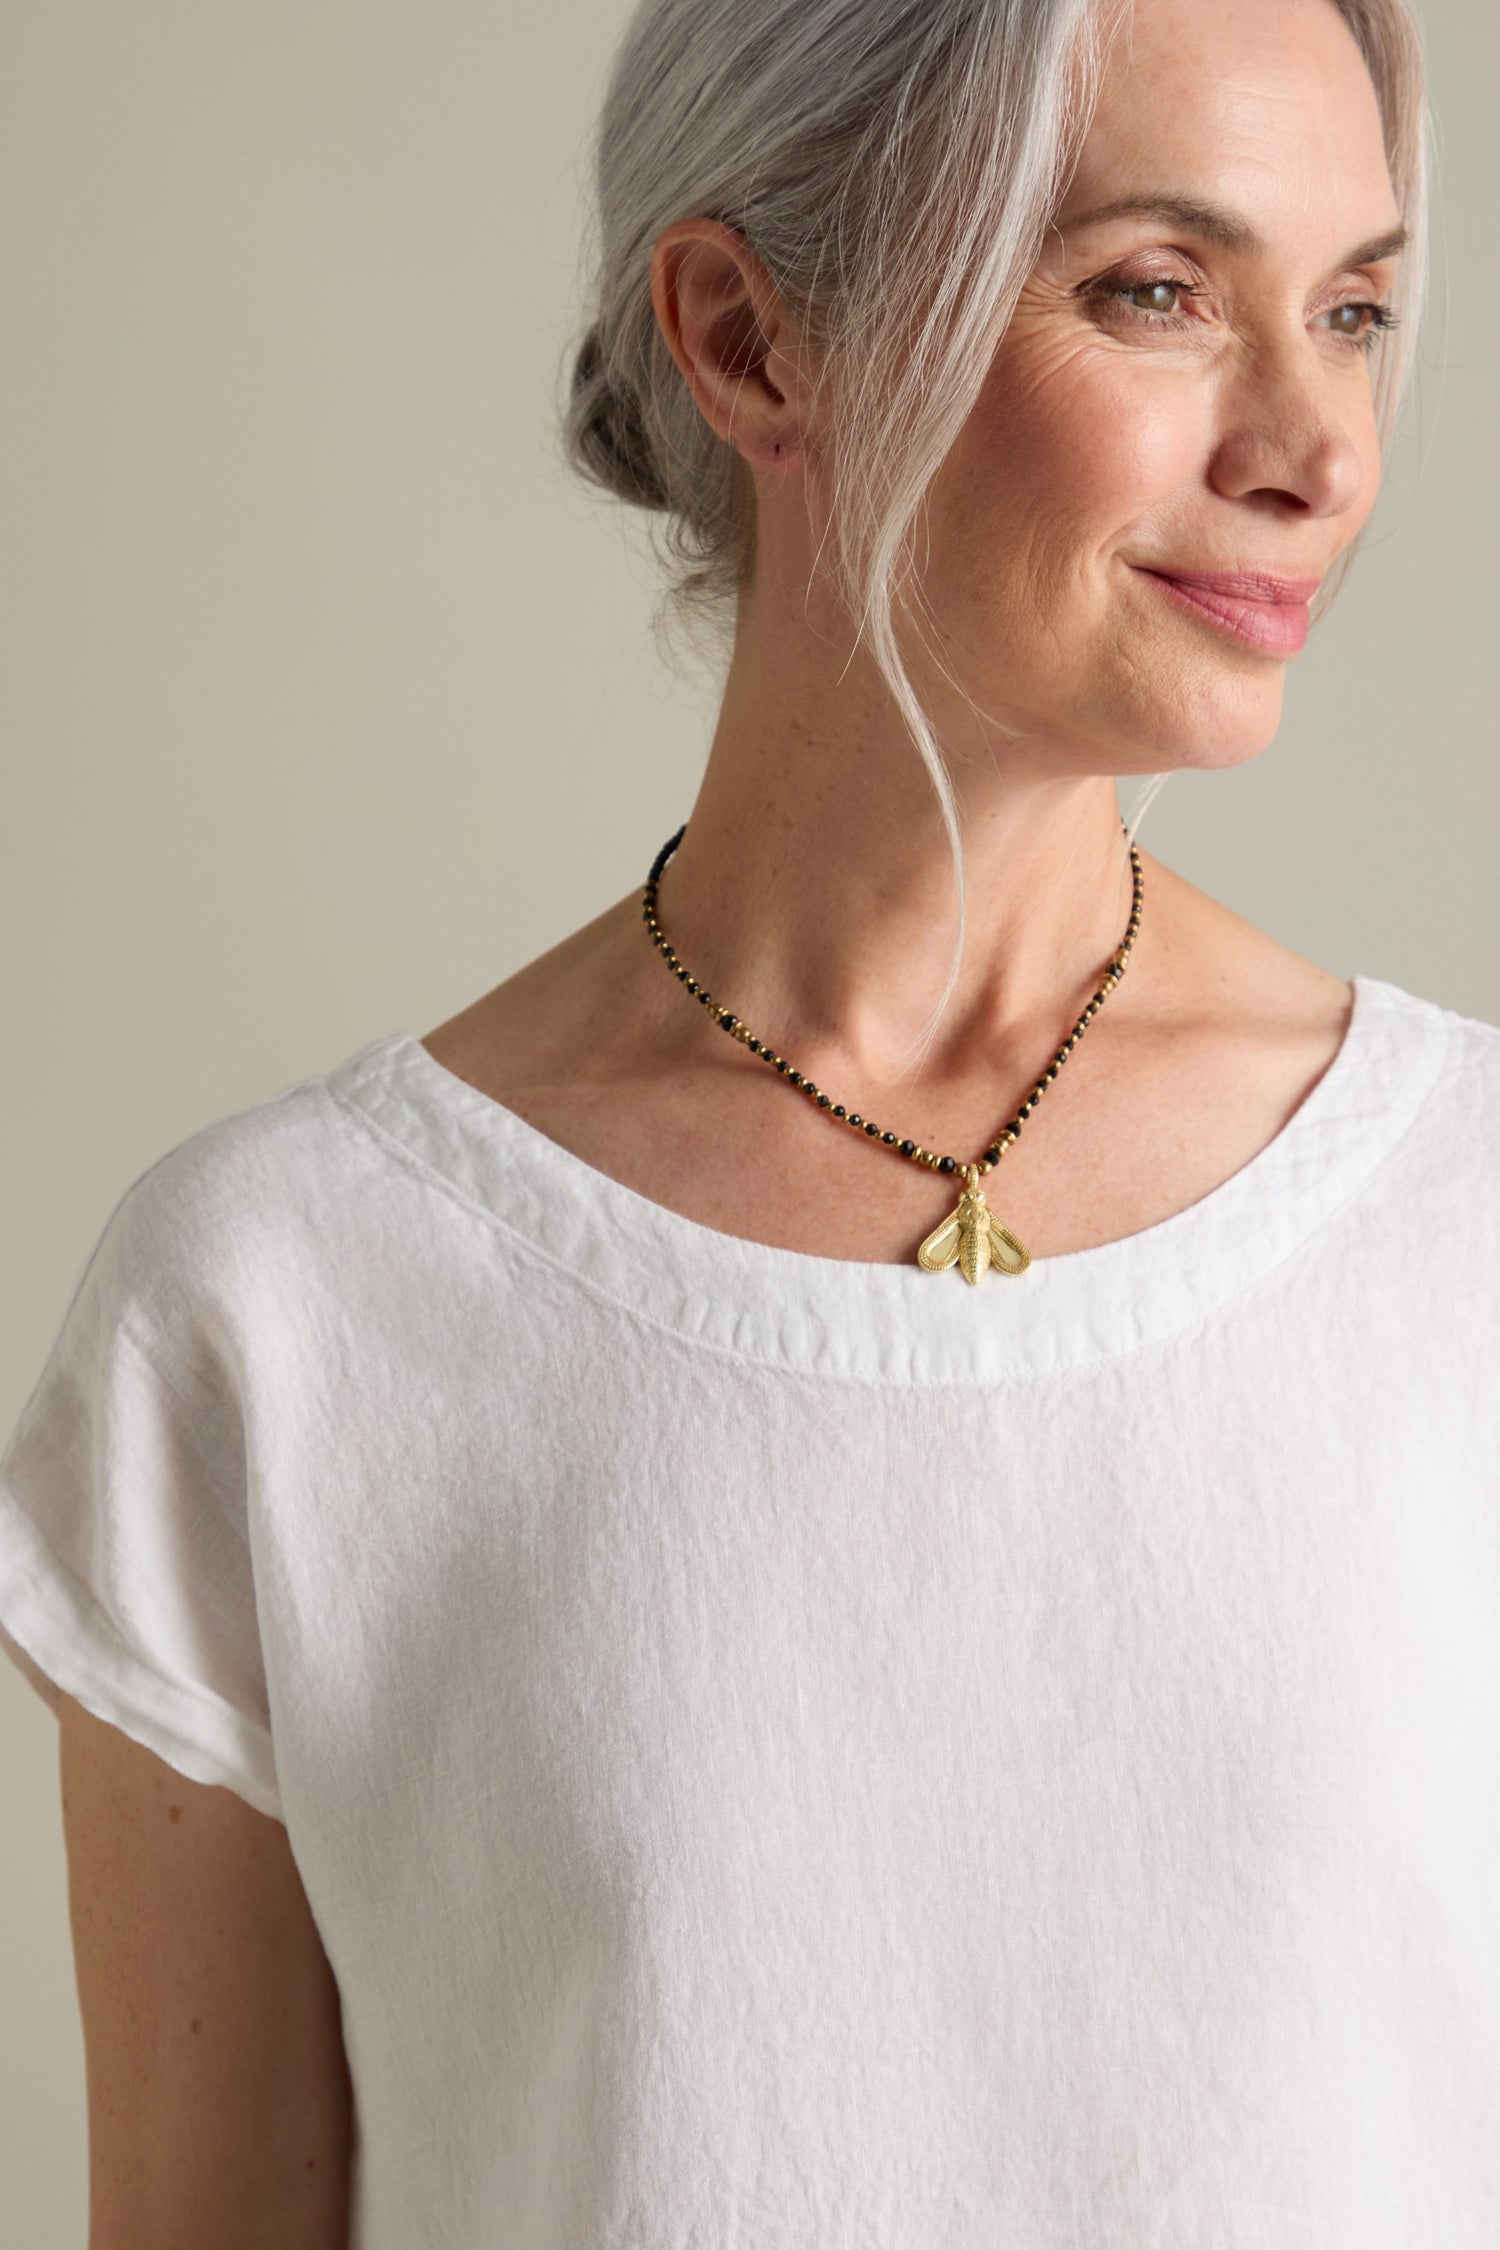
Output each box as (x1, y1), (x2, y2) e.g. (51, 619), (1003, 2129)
(648, 594), (1144, 1098)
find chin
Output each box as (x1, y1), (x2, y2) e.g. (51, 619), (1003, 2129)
(1131, 661), (1286, 774)
(1173, 728), (1282, 775)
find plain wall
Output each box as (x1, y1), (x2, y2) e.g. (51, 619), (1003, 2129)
(2, 1), (1494, 2234)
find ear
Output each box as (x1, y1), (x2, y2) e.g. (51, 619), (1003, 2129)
(649, 217), (811, 475)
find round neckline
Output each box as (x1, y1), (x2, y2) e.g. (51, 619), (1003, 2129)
(322, 973), (1451, 1386)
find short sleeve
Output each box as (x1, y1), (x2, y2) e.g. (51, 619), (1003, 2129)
(0, 1161), (282, 1822)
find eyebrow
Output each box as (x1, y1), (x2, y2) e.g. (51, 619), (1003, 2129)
(1057, 192), (1410, 269)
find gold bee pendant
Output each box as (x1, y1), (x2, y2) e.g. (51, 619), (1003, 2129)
(917, 1164), (1031, 1283)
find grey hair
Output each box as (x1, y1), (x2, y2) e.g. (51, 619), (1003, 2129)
(560, 0), (1431, 1071)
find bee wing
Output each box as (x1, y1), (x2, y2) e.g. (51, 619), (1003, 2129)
(959, 1218), (992, 1286)
(987, 1215), (1031, 1276)
(917, 1212), (963, 1271)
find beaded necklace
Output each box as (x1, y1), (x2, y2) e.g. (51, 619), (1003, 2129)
(642, 817), (1144, 1283)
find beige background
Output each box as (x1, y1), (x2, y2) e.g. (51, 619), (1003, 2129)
(1, 1), (1493, 2231)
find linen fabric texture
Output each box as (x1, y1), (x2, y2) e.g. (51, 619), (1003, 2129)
(2, 971), (1498, 2249)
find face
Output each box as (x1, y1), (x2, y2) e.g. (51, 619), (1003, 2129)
(909, 0), (1408, 779)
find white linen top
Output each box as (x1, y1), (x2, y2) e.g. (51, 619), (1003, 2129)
(3, 969), (1498, 2248)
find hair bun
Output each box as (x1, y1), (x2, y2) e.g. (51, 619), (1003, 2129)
(569, 325), (670, 511)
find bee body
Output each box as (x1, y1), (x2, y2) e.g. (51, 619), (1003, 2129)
(917, 1165), (1031, 1283)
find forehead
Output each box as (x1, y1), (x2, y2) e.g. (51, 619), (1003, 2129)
(1060, 0), (1398, 239)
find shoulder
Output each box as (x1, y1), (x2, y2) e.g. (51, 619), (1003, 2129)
(77, 1059), (368, 1351)
(417, 886), (672, 1107)
(1375, 975), (1500, 1116)
(1130, 857), (1497, 1157)
(1308, 973), (1500, 1256)
(1137, 849), (1351, 1016)
(1135, 851), (1497, 1083)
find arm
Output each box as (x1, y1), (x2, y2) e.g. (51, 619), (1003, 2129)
(57, 1690), (355, 2250)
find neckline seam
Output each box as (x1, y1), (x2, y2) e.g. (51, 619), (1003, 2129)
(374, 973), (1393, 1284)
(317, 996), (1452, 1388)
(317, 1077), (1255, 1389)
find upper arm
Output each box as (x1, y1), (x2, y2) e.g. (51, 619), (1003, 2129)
(57, 1689), (355, 2250)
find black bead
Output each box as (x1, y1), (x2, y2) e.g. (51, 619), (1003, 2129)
(748, 1038), (761, 1052)
(849, 1114), (862, 1127)
(721, 1015), (737, 1032)
(833, 1106), (846, 1119)
(788, 1071), (802, 1085)
(938, 1156), (957, 1174)
(983, 1146), (1000, 1163)
(817, 1093), (831, 1108)
(647, 823), (686, 885)
(899, 1139), (916, 1157)
(776, 1059), (789, 1073)
(864, 1121), (879, 1136)
(881, 1131), (896, 1144)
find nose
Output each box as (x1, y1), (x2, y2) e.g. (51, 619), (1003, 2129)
(1205, 336), (1370, 522)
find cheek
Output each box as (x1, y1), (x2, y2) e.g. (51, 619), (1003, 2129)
(940, 340), (1202, 596)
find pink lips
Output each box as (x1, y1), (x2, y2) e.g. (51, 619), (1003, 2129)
(1135, 566), (1320, 655)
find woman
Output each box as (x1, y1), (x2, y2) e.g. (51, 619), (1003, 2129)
(3, 0), (1496, 2242)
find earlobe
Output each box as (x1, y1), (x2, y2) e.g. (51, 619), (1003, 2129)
(762, 430), (804, 472)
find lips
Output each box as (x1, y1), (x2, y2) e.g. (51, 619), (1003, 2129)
(1133, 565), (1319, 655)
(1147, 567), (1323, 603)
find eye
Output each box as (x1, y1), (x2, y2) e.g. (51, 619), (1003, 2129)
(1322, 299), (1403, 353)
(1084, 272), (1207, 329)
(1087, 272), (1401, 355)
